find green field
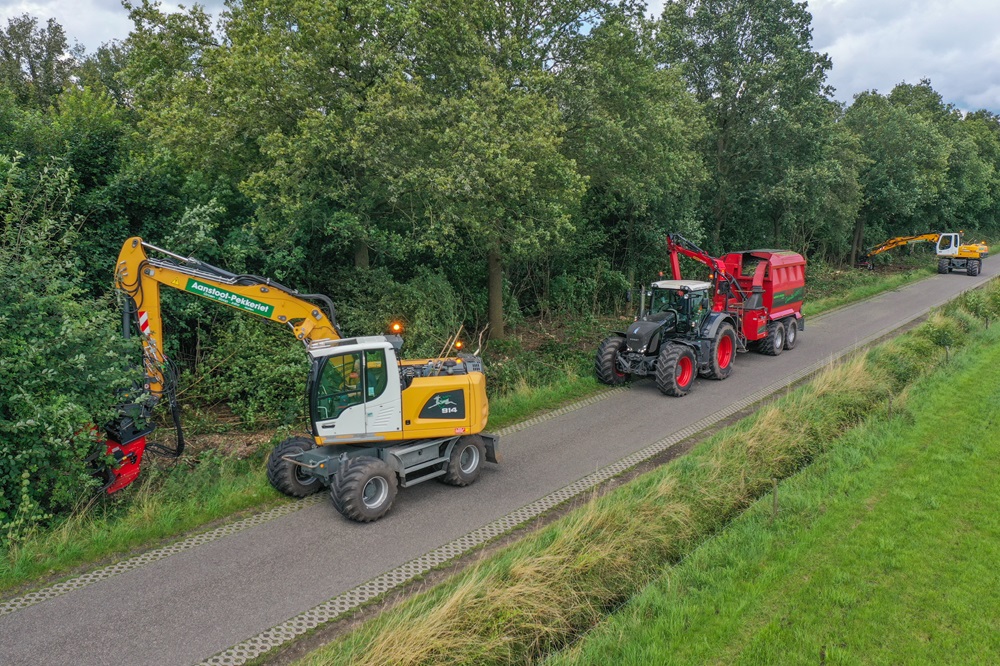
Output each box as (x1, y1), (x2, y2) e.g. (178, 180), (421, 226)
(551, 326), (1000, 665)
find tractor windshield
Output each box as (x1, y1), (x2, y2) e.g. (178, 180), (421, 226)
(649, 288), (710, 328)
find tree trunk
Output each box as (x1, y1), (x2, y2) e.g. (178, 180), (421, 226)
(488, 248), (505, 340)
(850, 216), (865, 267)
(353, 239), (370, 269)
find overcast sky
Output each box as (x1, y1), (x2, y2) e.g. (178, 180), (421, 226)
(2, 0), (998, 113)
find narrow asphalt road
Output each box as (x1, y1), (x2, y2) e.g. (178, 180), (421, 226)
(2, 265), (995, 666)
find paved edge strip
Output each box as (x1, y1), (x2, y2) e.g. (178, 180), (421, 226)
(0, 388), (627, 618)
(198, 301), (948, 666)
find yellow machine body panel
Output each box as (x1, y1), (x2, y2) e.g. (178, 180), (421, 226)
(399, 372), (489, 438)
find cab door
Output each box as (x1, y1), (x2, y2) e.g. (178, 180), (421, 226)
(312, 351), (367, 438)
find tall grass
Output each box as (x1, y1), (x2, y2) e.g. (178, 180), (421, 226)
(299, 280), (1000, 666)
(0, 451), (278, 593)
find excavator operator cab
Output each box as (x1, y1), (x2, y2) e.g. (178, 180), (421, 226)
(937, 233), (960, 256)
(307, 337), (403, 441)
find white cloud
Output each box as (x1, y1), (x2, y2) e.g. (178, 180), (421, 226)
(646, 0), (1000, 113)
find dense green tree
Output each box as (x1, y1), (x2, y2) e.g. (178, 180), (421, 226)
(0, 14), (79, 110)
(843, 90), (950, 265)
(659, 0), (837, 252)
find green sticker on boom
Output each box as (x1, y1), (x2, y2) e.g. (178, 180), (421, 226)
(185, 279), (275, 317)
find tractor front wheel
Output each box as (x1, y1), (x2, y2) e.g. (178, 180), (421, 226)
(440, 435), (486, 486)
(655, 343), (696, 396)
(704, 323), (736, 380)
(759, 320), (785, 356)
(267, 436), (322, 498)
(330, 456), (398, 522)
(595, 335), (629, 385)
(784, 318), (798, 350)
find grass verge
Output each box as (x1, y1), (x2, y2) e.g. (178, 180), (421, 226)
(0, 262), (938, 597)
(549, 318), (1000, 664)
(292, 280), (1000, 666)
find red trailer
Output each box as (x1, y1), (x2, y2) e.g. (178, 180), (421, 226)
(595, 235), (806, 396)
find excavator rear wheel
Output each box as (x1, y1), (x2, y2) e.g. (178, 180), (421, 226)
(440, 435), (486, 486)
(330, 456), (398, 522)
(267, 436), (322, 498)
(968, 259), (981, 276)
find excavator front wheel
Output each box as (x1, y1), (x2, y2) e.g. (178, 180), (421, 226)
(330, 456), (398, 522)
(267, 436), (322, 498)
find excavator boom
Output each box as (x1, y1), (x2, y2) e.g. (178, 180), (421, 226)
(115, 237), (341, 398)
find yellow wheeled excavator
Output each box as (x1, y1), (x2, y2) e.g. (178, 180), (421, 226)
(108, 237), (499, 522)
(859, 232), (988, 276)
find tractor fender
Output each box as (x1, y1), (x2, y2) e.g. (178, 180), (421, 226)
(699, 311), (738, 342)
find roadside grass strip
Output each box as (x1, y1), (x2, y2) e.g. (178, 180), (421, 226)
(549, 327), (1000, 665)
(293, 283), (1000, 666)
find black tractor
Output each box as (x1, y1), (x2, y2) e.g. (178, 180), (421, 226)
(595, 280), (739, 396)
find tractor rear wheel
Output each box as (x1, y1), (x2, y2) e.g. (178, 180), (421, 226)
(595, 335), (629, 385)
(704, 323), (736, 380)
(784, 318), (798, 350)
(938, 258), (950, 274)
(968, 259), (981, 276)
(440, 435), (486, 486)
(267, 436), (322, 498)
(330, 456), (398, 522)
(655, 343), (696, 396)
(759, 320), (785, 356)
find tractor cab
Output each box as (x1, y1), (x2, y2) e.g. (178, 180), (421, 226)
(647, 280), (712, 333)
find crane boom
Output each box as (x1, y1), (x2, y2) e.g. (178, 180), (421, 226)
(864, 232), (941, 258)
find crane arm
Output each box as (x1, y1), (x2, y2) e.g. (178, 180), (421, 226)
(865, 233), (941, 258)
(115, 237), (341, 399)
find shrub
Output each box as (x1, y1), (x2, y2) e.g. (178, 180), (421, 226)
(0, 156), (137, 544)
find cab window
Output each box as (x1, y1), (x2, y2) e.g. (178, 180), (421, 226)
(315, 352), (363, 420)
(365, 349), (389, 400)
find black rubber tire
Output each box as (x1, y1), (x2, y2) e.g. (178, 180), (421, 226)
(938, 258), (950, 274)
(266, 436), (322, 498)
(595, 335), (629, 385)
(704, 323), (737, 380)
(784, 318), (798, 350)
(968, 259), (981, 276)
(655, 343), (696, 396)
(330, 456), (398, 522)
(758, 320), (785, 356)
(440, 435), (486, 486)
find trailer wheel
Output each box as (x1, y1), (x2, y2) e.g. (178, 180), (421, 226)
(705, 323), (737, 380)
(440, 435), (486, 486)
(331, 456), (397, 522)
(968, 259), (981, 276)
(759, 321), (785, 356)
(595, 335), (629, 385)
(937, 258), (950, 274)
(784, 318), (798, 350)
(655, 343), (696, 396)
(267, 436), (321, 498)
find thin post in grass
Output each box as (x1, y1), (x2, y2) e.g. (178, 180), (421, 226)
(945, 345), (951, 362)
(771, 478), (778, 524)
(888, 394), (892, 419)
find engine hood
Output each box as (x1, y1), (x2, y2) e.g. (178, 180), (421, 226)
(625, 314), (676, 352)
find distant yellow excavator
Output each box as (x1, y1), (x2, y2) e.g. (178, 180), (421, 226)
(860, 232), (988, 276)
